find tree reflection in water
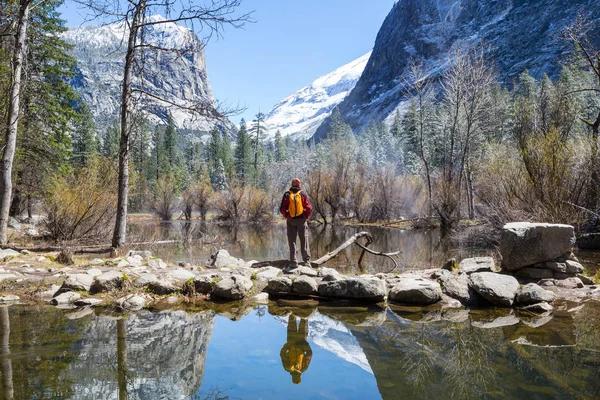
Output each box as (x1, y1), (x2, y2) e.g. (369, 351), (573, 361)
(1, 306), (13, 400)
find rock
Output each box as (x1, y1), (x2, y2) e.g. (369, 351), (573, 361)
(165, 269), (196, 283)
(20, 249), (30, 255)
(213, 275), (253, 300)
(125, 256), (143, 267)
(194, 276), (214, 295)
(515, 283), (555, 305)
(37, 285), (61, 301)
(459, 257), (495, 274)
(74, 298), (103, 307)
(469, 272), (520, 307)
(557, 277), (584, 289)
(388, 278), (442, 305)
(208, 249), (250, 269)
(255, 267), (281, 280)
(577, 274), (595, 285)
(117, 294), (146, 311)
(62, 273), (94, 292)
(85, 268), (103, 278)
(148, 258), (167, 270)
(544, 261), (584, 275)
(265, 277), (293, 294)
(515, 267), (554, 280)
(538, 278), (557, 287)
(116, 260), (130, 269)
(8, 217), (21, 229)
(127, 250), (152, 259)
(292, 275), (318, 295)
(91, 270), (125, 293)
(318, 277), (386, 302)
(147, 280), (177, 295)
(0, 295), (19, 303)
(0, 274), (17, 282)
(133, 273), (158, 288)
(520, 302), (554, 313)
(66, 307), (94, 320)
(500, 222), (575, 270)
(472, 314), (520, 329)
(50, 291), (81, 305)
(90, 258), (104, 266)
(576, 233), (600, 250)
(251, 293), (269, 304)
(0, 249), (19, 260)
(292, 266), (319, 277)
(565, 260), (585, 274)
(318, 267), (343, 282)
(439, 274), (481, 305)
(431, 269), (452, 279)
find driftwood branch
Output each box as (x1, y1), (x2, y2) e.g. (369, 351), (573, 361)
(251, 231), (402, 271)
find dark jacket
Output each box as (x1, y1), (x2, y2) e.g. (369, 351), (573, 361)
(280, 186), (312, 219)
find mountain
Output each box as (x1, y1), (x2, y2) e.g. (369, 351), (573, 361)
(263, 52), (371, 141)
(313, 0), (600, 142)
(62, 16), (221, 133)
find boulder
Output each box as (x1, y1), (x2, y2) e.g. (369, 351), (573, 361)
(265, 277), (293, 294)
(318, 267), (343, 282)
(90, 258), (104, 266)
(557, 277), (584, 289)
(469, 272), (520, 307)
(577, 274), (595, 285)
(125, 255), (143, 267)
(255, 267), (281, 280)
(127, 250), (152, 259)
(213, 275), (253, 300)
(538, 278), (557, 287)
(51, 291), (81, 305)
(86, 268), (103, 277)
(0, 274), (17, 282)
(194, 276), (214, 295)
(459, 257), (495, 274)
(318, 277), (386, 302)
(291, 266), (319, 277)
(148, 258), (167, 270)
(117, 294), (146, 311)
(133, 273), (159, 288)
(388, 278), (442, 305)
(515, 267), (554, 280)
(166, 269), (196, 284)
(439, 274), (481, 305)
(116, 260), (130, 269)
(91, 270), (124, 293)
(544, 261), (584, 274)
(500, 222), (575, 270)
(74, 298), (103, 307)
(208, 249), (249, 269)
(147, 279), (178, 295)
(515, 283), (555, 305)
(0, 249), (19, 260)
(292, 275), (318, 295)
(62, 274), (94, 292)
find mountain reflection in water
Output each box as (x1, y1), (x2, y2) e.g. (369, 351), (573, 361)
(1, 301), (600, 399)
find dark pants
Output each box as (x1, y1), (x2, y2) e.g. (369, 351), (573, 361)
(287, 218), (310, 263)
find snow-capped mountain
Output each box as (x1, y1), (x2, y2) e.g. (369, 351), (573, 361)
(263, 52), (371, 141)
(62, 16), (219, 132)
(313, 0), (600, 142)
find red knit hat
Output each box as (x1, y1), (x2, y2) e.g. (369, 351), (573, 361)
(291, 178), (301, 188)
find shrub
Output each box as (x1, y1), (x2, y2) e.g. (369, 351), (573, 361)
(246, 188), (272, 223)
(151, 174), (179, 221)
(44, 157), (118, 242)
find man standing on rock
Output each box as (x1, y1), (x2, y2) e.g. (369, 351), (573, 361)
(280, 178), (312, 267)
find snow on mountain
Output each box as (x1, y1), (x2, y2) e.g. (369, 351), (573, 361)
(263, 52), (371, 141)
(62, 15), (220, 132)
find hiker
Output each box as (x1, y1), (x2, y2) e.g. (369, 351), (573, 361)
(280, 178), (312, 267)
(280, 314), (312, 384)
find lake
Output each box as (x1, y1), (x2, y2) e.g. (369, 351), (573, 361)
(2, 301), (600, 400)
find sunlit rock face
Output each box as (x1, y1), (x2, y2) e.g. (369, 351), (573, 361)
(62, 16), (220, 133)
(312, 0), (600, 142)
(63, 310), (215, 399)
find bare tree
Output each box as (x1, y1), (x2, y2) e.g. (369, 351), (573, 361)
(0, 0), (32, 244)
(71, 0), (251, 248)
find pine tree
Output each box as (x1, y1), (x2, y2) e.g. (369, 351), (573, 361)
(164, 114), (178, 165)
(234, 121), (252, 182)
(103, 120), (121, 158)
(328, 107), (353, 140)
(249, 112), (267, 176)
(274, 130), (288, 162)
(221, 130), (235, 178)
(72, 101), (100, 164)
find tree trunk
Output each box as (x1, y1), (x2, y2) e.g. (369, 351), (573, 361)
(0, 0), (30, 244)
(112, 2), (146, 249)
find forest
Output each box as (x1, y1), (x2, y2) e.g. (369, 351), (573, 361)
(1, 0), (599, 249)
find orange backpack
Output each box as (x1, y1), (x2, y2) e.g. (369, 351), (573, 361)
(288, 191), (304, 218)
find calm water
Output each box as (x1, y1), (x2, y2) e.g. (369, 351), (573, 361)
(125, 221), (489, 273)
(1, 302), (600, 400)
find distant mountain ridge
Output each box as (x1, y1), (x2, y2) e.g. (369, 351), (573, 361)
(263, 52), (371, 140)
(312, 0), (600, 142)
(62, 15), (222, 133)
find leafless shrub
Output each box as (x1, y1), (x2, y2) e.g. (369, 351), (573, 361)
(246, 187), (272, 223)
(214, 184), (246, 222)
(151, 174), (179, 221)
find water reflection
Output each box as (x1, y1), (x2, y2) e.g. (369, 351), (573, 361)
(2, 302), (600, 399)
(127, 221), (484, 272)
(280, 315), (312, 384)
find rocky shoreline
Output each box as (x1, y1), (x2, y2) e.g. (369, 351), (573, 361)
(0, 222), (599, 320)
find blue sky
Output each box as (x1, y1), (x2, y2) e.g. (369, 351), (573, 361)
(59, 0), (396, 125)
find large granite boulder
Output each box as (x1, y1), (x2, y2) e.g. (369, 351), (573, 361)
(264, 277), (293, 294)
(388, 278), (442, 305)
(515, 283), (555, 305)
(318, 277), (386, 302)
(439, 274), (481, 306)
(501, 222), (575, 270)
(469, 272), (520, 307)
(91, 270), (125, 293)
(62, 274), (94, 292)
(459, 257), (495, 274)
(208, 250), (250, 269)
(213, 275), (253, 300)
(292, 275), (318, 295)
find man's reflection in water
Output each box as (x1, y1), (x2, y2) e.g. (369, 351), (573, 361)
(280, 314), (312, 384)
